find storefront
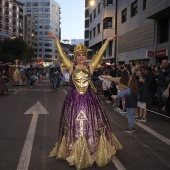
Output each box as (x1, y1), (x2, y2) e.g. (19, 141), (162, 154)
(146, 49), (168, 64)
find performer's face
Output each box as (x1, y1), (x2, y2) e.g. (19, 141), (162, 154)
(76, 53), (86, 64)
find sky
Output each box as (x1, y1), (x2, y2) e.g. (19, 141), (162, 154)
(56, 0), (85, 41)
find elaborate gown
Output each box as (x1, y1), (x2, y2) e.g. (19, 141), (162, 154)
(49, 40), (122, 170)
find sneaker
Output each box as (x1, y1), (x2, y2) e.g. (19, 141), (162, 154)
(132, 128), (135, 132)
(138, 118), (146, 122)
(123, 129), (133, 133)
(135, 116), (142, 120)
(119, 110), (127, 114)
(134, 114), (139, 118)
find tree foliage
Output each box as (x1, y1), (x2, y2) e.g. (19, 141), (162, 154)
(0, 38), (34, 64)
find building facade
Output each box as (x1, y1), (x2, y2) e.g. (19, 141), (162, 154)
(86, 0), (170, 65)
(85, 0), (117, 62)
(117, 0), (170, 65)
(24, 15), (35, 47)
(0, 0), (24, 40)
(19, 0), (61, 61)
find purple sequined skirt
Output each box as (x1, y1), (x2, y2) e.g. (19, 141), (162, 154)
(49, 86), (122, 169)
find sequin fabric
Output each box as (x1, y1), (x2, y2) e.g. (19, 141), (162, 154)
(49, 67), (122, 170)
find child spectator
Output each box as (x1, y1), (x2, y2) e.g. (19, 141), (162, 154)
(136, 74), (149, 122)
(112, 77), (138, 133)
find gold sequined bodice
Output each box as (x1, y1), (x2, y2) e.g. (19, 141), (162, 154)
(72, 67), (90, 95)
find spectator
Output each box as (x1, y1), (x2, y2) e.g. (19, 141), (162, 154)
(136, 74), (149, 122)
(112, 77), (138, 133)
(154, 60), (170, 113)
(141, 66), (157, 110)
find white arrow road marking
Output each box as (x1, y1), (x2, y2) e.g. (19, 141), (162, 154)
(17, 101), (49, 170)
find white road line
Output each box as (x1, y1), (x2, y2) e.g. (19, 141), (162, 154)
(135, 121), (170, 146)
(113, 108), (170, 146)
(112, 156), (126, 170)
(147, 109), (170, 118)
(17, 102), (49, 170)
(63, 89), (67, 94)
(13, 88), (22, 94)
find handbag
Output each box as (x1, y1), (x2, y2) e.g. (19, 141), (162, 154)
(162, 83), (170, 99)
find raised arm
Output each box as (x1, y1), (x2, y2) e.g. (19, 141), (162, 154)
(46, 31), (72, 69)
(90, 35), (118, 72)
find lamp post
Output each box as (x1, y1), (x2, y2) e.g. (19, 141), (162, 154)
(90, 0), (105, 46)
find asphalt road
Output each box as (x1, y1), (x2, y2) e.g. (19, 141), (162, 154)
(0, 79), (170, 170)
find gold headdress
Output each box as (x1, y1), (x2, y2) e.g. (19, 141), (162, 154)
(73, 43), (87, 59)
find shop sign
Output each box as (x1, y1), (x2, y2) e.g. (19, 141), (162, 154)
(146, 49), (168, 57)
(155, 49), (168, 57)
(147, 51), (155, 57)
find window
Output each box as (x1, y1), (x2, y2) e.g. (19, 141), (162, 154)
(131, 0), (137, 17)
(103, 17), (112, 29)
(33, 2), (38, 6)
(45, 55), (52, 58)
(39, 43), (42, 46)
(45, 49), (52, 52)
(107, 0), (113, 6)
(33, 8), (38, 12)
(85, 30), (89, 39)
(90, 14), (92, 23)
(45, 8), (50, 12)
(94, 9), (96, 18)
(90, 30), (92, 39)
(85, 20), (89, 28)
(157, 17), (169, 44)
(143, 0), (147, 10)
(26, 2), (31, 6)
(45, 25), (50, 29)
(98, 3), (101, 14)
(122, 8), (127, 23)
(93, 27), (96, 37)
(45, 43), (52, 46)
(45, 2), (50, 6)
(97, 23), (100, 33)
(27, 8), (31, 12)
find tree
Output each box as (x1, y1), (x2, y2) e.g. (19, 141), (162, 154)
(0, 38), (34, 64)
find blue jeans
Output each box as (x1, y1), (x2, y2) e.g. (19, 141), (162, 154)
(126, 107), (135, 130)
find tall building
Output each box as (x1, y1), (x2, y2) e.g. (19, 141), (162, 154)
(0, 0), (24, 40)
(18, 0), (61, 61)
(117, 0), (170, 65)
(86, 0), (170, 65)
(85, 0), (117, 62)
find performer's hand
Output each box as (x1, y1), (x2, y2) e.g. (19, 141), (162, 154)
(107, 35), (118, 42)
(111, 95), (117, 99)
(46, 31), (58, 41)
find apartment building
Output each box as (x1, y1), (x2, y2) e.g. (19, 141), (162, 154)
(117, 0), (170, 65)
(86, 0), (170, 65)
(18, 0), (61, 61)
(85, 0), (117, 61)
(0, 0), (24, 40)
(24, 15), (35, 47)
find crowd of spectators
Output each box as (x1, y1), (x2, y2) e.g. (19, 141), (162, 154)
(92, 59), (170, 123)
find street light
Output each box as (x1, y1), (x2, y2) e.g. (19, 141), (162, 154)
(90, 0), (105, 45)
